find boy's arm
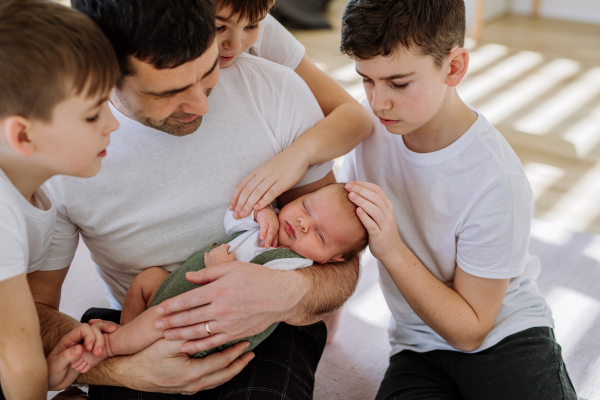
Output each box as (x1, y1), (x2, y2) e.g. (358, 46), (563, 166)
(346, 181), (510, 351)
(0, 273), (48, 400)
(229, 56), (372, 219)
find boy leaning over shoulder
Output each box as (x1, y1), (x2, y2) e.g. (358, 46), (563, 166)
(338, 1), (577, 399)
(0, 1), (119, 398)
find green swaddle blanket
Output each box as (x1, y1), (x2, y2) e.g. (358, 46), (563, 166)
(150, 231), (305, 358)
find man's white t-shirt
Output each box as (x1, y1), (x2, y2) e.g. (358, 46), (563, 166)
(42, 53), (332, 309)
(248, 14), (305, 70)
(338, 101), (554, 354)
(0, 167), (56, 281)
(223, 209), (313, 271)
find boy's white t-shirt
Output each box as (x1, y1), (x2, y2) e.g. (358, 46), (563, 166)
(248, 14), (305, 71)
(42, 54), (332, 308)
(223, 209), (313, 270)
(0, 167), (56, 281)
(338, 101), (554, 354)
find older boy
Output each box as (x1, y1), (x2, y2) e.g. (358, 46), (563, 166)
(0, 0), (119, 398)
(339, 1), (576, 399)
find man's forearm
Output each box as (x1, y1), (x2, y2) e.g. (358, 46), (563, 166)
(37, 304), (80, 356)
(285, 254), (360, 325)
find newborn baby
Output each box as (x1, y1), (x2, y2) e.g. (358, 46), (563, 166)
(70, 183), (368, 372)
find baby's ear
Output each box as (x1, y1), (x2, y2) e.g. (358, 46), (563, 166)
(328, 255), (345, 263)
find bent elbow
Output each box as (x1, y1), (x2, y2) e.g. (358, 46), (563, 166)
(449, 334), (486, 352)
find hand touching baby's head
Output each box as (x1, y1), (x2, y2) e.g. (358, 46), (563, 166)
(277, 183), (368, 264)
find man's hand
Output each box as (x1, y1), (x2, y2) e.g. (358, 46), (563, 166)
(345, 182), (404, 265)
(204, 244), (236, 268)
(229, 146), (310, 219)
(153, 262), (306, 354)
(255, 206), (279, 248)
(113, 338), (254, 394)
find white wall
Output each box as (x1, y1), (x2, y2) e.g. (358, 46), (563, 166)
(465, 0), (512, 28)
(511, 0), (600, 25)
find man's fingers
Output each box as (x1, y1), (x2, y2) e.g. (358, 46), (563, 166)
(181, 332), (231, 354)
(193, 341), (250, 376)
(230, 173), (255, 211)
(184, 263), (229, 286)
(195, 351), (255, 391)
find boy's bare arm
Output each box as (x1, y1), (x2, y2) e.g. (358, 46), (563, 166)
(346, 181), (510, 351)
(0, 273), (48, 400)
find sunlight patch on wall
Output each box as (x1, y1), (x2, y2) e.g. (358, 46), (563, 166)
(545, 286), (600, 358)
(459, 51), (544, 104)
(530, 218), (573, 246)
(332, 63), (360, 83)
(466, 43), (509, 75)
(479, 58), (580, 125)
(514, 67), (600, 135)
(523, 162), (566, 201)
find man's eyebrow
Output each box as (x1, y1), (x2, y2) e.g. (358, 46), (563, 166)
(142, 56), (219, 97)
(202, 55), (219, 79)
(355, 69), (416, 80)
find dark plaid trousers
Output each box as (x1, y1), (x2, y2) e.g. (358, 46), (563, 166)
(80, 308), (327, 400)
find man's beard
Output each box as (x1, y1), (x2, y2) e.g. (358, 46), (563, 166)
(141, 111), (203, 137)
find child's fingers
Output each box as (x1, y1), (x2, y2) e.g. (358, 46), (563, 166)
(259, 222), (268, 241)
(230, 172), (255, 212)
(266, 224), (276, 248)
(356, 207), (381, 236)
(90, 326), (105, 357)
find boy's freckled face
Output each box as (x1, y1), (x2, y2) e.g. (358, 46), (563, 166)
(215, 6), (263, 68)
(356, 48), (449, 136)
(31, 92), (118, 178)
(277, 186), (358, 264)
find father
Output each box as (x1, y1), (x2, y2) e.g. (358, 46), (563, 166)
(29, 0), (359, 398)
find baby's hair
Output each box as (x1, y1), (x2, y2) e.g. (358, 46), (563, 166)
(325, 183), (369, 262)
(0, 0), (118, 122)
(214, 0), (276, 25)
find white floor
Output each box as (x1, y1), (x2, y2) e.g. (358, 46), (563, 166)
(49, 219), (600, 400)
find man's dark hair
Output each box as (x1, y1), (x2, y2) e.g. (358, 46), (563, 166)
(215, 0), (276, 24)
(0, 0), (118, 121)
(341, 0), (466, 68)
(72, 0), (216, 85)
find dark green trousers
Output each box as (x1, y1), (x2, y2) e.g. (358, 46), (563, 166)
(376, 327), (576, 400)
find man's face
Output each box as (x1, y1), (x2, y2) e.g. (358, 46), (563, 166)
(356, 47), (450, 136)
(112, 41), (220, 136)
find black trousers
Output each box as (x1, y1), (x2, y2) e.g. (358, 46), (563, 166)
(376, 327), (577, 400)
(80, 308), (327, 400)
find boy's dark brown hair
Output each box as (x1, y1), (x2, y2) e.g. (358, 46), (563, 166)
(214, 0), (276, 24)
(0, 0), (118, 122)
(340, 0), (466, 68)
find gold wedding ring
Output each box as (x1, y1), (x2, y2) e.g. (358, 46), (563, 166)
(205, 321), (213, 335)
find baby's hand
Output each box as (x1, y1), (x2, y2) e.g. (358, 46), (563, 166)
(204, 244), (236, 268)
(255, 206), (279, 248)
(47, 322), (117, 390)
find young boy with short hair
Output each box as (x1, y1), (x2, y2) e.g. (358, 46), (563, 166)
(0, 0), (120, 398)
(338, 1), (577, 399)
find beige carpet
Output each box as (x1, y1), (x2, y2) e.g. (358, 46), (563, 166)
(49, 219), (600, 399)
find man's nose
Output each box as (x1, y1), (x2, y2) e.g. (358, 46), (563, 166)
(180, 84), (209, 116)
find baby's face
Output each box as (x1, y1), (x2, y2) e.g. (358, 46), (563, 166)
(277, 185), (360, 264)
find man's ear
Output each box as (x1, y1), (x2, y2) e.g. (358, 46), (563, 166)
(2, 116), (36, 157)
(445, 47), (470, 88)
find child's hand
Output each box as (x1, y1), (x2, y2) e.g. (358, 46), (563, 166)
(345, 182), (404, 266)
(255, 206), (279, 248)
(204, 244), (236, 268)
(47, 322), (118, 390)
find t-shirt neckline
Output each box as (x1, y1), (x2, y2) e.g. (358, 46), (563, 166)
(397, 109), (482, 166)
(0, 167), (52, 217)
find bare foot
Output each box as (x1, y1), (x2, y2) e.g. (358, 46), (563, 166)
(70, 333), (113, 373)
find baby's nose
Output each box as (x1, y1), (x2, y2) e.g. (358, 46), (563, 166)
(298, 217), (309, 233)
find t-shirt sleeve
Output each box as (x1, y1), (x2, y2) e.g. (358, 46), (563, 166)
(249, 14), (305, 70)
(277, 70), (333, 188)
(336, 149), (358, 183)
(0, 199), (28, 281)
(39, 203), (79, 271)
(223, 209), (259, 236)
(456, 175), (534, 279)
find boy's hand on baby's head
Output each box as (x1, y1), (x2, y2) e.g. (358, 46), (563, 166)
(205, 244), (236, 268)
(255, 207), (279, 248)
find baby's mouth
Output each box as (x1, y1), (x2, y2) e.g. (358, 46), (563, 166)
(285, 222), (296, 238)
